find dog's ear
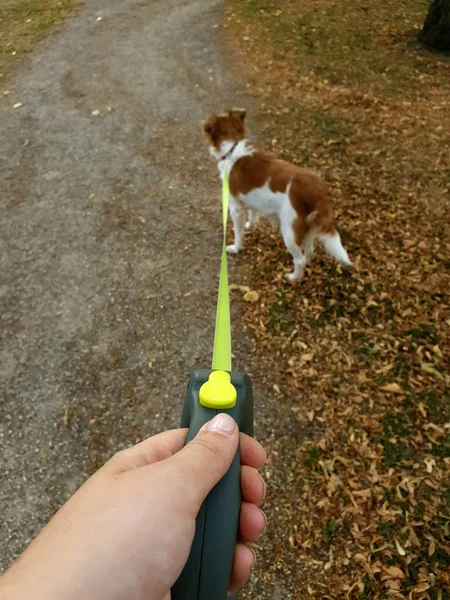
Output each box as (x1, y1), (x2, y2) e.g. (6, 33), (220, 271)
(230, 108), (247, 121)
(203, 114), (218, 135)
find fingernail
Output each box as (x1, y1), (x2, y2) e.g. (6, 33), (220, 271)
(261, 450), (267, 467)
(206, 413), (236, 436)
(258, 510), (267, 539)
(260, 476), (266, 500)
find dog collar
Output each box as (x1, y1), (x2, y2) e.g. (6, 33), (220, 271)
(219, 142), (238, 162)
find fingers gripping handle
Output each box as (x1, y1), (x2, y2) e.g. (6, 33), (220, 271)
(171, 370), (254, 600)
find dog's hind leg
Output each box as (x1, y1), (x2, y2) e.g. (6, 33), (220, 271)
(303, 231), (316, 265)
(280, 213), (306, 281)
(245, 209), (259, 231)
(283, 238), (306, 281)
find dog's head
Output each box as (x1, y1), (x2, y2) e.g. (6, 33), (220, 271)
(202, 109), (247, 152)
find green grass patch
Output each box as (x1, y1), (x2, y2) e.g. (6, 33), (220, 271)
(404, 324), (439, 344)
(0, 0), (80, 82)
(353, 342), (379, 365)
(313, 114), (353, 141)
(378, 401), (416, 467)
(322, 518), (339, 544)
(379, 520), (395, 542)
(240, 0), (261, 15)
(302, 444), (321, 468)
(420, 390), (450, 424)
(266, 290), (297, 335)
(232, 0), (432, 98)
(378, 391), (450, 466)
(358, 576), (374, 600)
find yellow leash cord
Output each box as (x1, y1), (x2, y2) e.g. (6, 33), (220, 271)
(211, 165), (232, 372)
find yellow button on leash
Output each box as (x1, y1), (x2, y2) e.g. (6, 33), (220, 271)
(199, 371), (237, 409)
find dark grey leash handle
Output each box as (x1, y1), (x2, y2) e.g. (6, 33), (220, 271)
(171, 370), (254, 600)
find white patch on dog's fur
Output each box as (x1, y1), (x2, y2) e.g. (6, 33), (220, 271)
(306, 210), (318, 224)
(236, 181), (287, 217)
(227, 180), (308, 280)
(318, 232), (352, 266)
(212, 140), (254, 179)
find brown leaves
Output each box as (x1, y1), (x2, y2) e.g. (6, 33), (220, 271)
(229, 283), (250, 293)
(380, 383), (405, 394)
(411, 582), (430, 594)
(326, 473), (343, 497)
(226, 0), (450, 597)
(383, 566), (405, 580)
(230, 284), (260, 302)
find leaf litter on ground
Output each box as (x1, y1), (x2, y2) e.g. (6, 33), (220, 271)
(225, 0), (450, 597)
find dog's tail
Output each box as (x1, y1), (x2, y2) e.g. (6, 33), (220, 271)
(318, 230), (352, 266)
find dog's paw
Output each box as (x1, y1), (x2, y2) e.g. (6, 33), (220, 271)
(226, 244), (241, 254)
(245, 221), (254, 231)
(285, 272), (302, 282)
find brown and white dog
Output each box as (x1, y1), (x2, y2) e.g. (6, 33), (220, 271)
(203, 108), (352, 281)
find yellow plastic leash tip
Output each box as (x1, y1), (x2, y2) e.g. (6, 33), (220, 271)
(199, 371), (237, 409)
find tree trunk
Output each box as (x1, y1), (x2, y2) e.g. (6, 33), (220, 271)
(420, 0), (450, 52)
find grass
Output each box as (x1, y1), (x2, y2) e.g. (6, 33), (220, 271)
(302, 444), (321, 468)
(322, 518), (339, 544)
(226, 0), (450, 597)
(234, 0), (433, 97)
(312, 114), (353, 141)
(0, 0), (80, 83)
(424, 391), (450, 422)
(405, 324), (439, 344)
(378, 405), (416, 467)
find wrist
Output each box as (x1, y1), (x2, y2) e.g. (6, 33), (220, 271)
(0, 564), (57, 600)
(1, 570), (25, 600)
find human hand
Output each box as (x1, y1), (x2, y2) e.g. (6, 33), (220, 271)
(2, 413), (266, 600)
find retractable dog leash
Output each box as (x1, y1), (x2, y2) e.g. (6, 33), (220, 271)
(171, 164), (254, 600)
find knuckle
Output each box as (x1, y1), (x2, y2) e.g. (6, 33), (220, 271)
(190, 436), (227, 466)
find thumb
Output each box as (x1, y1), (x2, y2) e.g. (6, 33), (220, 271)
(166, 413), (239, 511)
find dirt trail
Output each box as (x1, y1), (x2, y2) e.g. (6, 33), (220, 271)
(0, 1), (306, 597)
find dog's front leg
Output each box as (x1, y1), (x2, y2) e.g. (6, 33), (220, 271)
(227, 197), (245, 254)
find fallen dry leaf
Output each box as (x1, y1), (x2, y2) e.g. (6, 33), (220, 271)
(411, 582), (430, 593)
(384, 566), (405, 579)
(243, 290), (259, 302)
(229, 283), (250, 293)
(395, 539), (406, 557)
(380, 383), (404, 394)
